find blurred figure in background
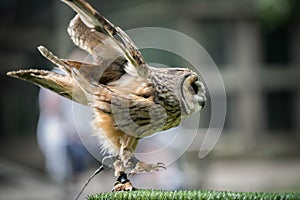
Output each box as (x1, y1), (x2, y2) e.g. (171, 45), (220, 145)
(37, 87), (91, 184)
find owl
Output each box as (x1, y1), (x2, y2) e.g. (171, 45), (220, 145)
(7, 0), (206, 192)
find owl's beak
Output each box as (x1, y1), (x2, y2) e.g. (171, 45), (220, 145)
(199, 99), (205, 108)
(196, 94), (206, 109)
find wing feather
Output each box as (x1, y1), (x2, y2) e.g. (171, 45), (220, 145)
(7, 69), (87, 105)
(62, 0), (150, 78)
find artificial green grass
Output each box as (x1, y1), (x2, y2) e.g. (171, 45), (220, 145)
(88, 190), (300, 200)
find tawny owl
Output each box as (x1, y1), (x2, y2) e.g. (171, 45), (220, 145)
(7, 0), (206, 192)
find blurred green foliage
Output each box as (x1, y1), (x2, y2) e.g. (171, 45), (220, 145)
(255, 0), (300, 30)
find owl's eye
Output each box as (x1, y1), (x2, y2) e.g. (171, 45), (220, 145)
(190, 81), (199, 94)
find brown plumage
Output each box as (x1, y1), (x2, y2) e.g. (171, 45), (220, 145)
(7, 0), (206, 191)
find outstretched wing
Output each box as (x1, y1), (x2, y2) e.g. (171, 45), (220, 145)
(7, 69), (87, 105)
(62, 0), (150, 78)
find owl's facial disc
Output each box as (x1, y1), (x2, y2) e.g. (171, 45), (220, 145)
(181, 73), (206, 116)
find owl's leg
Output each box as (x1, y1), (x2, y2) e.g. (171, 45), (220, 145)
(112, 135), (138, 191)
(113, 135), (137, 176)
(119, 135), (135, 168)
(130, 161), (166, 175)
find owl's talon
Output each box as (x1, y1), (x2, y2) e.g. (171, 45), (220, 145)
(112, 182), (137, 191)
(129, 161), (166, 175)
(157, 162), (166, 169)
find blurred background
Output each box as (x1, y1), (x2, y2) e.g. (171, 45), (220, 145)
(1, 0), (300, 199)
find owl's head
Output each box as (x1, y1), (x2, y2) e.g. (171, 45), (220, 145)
(150, 67), (206, 121)
(180, 71), (206, 117)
